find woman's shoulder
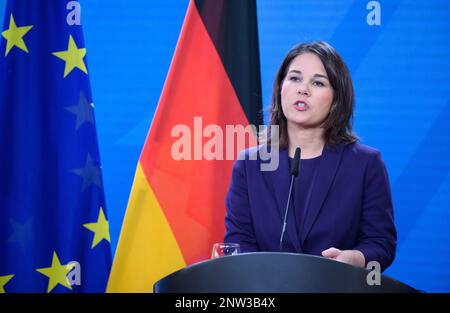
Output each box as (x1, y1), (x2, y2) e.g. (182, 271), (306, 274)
(341, 142), (386, 169)
(234, 144), (281, 174)
(237, 144), (276, 160)
(343, 141), (381, 157)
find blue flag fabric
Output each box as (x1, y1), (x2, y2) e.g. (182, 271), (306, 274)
(0, 0), (111, 292)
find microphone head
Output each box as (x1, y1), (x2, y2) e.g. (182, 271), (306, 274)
(291, 147), (301, 176)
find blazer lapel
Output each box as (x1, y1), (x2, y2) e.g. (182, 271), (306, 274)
(300, 144), (344, 245)
(264, 148), (302, 252)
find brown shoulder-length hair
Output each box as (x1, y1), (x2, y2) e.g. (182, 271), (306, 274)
(265, 41), (358, 148)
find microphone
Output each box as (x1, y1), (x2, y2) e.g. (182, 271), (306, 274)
(279, 147), (301, 252)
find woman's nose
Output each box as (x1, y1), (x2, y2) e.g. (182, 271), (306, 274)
(297, 85), (310, 96)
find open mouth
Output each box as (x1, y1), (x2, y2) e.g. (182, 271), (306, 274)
(294, 101), (308, 111)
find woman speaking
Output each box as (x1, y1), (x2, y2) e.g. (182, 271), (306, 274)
(224, 41), (397, 272)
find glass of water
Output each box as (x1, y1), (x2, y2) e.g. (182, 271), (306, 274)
(211, 243), (240, 259)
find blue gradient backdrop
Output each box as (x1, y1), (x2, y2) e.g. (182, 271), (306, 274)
(1, 0), (449, 292)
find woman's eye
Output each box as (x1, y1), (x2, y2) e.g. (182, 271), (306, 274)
(289, 76), (300, 82)
(313, 81), (325, 87)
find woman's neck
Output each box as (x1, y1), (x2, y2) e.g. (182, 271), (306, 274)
(287, 123), (325, 159)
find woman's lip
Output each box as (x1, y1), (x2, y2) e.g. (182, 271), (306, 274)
(293, 101), (308, 111)
(294, 105), (308, 111)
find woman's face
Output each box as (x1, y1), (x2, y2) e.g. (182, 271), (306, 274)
(280, 52), (334, 130)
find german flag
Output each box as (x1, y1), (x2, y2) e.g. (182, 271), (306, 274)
(107, 0), (262, 292)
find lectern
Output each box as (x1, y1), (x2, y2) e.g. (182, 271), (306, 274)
(154, 252), (416, 293)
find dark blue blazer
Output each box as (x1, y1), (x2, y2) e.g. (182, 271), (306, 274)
(224, 143), (397, 271)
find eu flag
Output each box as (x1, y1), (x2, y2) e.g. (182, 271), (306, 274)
(0, 0), (111, 292)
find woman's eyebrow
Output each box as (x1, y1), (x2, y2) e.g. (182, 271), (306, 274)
(288, 70), (328, 79)
(313, 73), (329, 80)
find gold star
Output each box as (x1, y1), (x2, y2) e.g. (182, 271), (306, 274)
(0, 274), (14, 293)
(83, 207), (110, 249)
(1, 14), (33, 56)
(36, 251), (73, 293)
(52, 35), (88, 78)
